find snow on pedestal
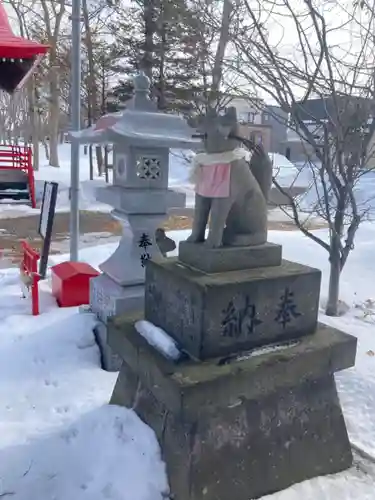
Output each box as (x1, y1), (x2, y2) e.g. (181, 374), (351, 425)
(134, 320), (181, 361)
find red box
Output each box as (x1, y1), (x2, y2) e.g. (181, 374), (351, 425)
(51, 261), (100, 307)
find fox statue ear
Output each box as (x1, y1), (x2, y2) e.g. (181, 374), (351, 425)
(206, 107), (217, 120)
(225, 106), (238, 123)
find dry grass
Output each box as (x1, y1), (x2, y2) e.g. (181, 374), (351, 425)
(0, 210), (327, 266)
(162, 214), (327, 232)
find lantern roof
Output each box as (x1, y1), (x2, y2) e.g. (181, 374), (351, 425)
(70, 72), (201, 150)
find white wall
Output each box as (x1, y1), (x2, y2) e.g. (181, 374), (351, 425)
(287, 121), (324, 142)
(229, 98), (263, 125)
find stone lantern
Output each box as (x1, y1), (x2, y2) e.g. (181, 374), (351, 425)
(78, 72), (200, 370)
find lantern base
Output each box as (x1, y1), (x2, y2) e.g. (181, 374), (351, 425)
(98, 212), (168, 286)
(90, 273), (144, 371)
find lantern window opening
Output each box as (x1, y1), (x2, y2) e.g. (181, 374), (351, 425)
(136, 156), (161, 180)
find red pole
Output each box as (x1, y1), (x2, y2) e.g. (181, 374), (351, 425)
(31, 273), (40, 315)
(21, 240), (40, 315)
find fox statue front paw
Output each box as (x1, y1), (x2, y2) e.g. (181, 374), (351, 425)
(186, 233), (205, 243)
(204, 235), (223, 249)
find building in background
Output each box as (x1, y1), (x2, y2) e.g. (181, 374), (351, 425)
(229, 96), (272, 151)
(229, 97), (287, 154)
(283, 97), (375, 167)
(262, 105), (288, 155)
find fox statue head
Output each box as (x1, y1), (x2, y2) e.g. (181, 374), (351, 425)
(199, 107), (240, 154)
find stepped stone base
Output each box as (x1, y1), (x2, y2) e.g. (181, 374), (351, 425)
(108, 314), (357, 500)
(93, 321), (122, 372)
(178, 241), (282, 273)
(90, 274), (144, 371)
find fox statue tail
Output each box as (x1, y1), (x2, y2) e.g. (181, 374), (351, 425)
(230, 134), (273, 201)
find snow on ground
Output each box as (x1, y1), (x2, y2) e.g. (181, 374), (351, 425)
(169, 149), (307, 208)
(50, 232), (120, 255)
(294, 161), (375, 218)
(270, 223), (375, 460)
(0, 270), (168, 500)
(1, 225), (375, 498)
(0, 144), (112, 219)
(269, 152), (309, 188)
(1, 142), (374, 228)
(0, 144), (310, 217)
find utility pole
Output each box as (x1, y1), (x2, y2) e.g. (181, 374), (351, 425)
(69, 0), (81, 261)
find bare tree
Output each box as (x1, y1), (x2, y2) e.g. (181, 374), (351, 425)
(229, 0), (375, 316)
(9, 0), (69, 166)
(37, 0), (67, 167)
(6, 0), (121, 175)
(7, 0), (43, 168)
(0, 91), (29, 144)
(80, 0), (118, 176)
(189, 0), (241, 114)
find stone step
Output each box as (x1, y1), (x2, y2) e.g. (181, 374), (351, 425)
(108, 316), (356, 420)
(0, 189), (30, 200)
(178, 241), (282, 273)
(108, 316), (357, 500)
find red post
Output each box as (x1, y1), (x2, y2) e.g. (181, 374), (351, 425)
(31, 273), (41, 315)
(21, 240), (41, 316)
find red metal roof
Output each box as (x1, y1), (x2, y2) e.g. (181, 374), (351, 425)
(52, 261), (100, 280)
(94, 113), (122, 131)
(0, 2), (49, 58)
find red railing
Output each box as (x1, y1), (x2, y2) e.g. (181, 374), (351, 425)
(21, 240), (41, 316)
(0, 144), (36, 208)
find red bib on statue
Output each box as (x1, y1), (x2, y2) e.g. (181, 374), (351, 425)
(195, 162), (231, 198)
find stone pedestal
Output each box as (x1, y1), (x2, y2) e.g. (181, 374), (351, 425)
(108, 241), (357, 498)
(145, 257), (321, 359)
(108, 313), (356, 500)
(90, 274), (144, 371)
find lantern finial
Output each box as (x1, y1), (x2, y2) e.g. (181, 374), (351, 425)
(133, 71), (150, 93)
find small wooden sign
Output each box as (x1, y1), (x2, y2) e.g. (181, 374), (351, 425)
(38, 181), (58, 279)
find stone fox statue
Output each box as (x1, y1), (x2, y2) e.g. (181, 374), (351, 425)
(187, 107), (273, 248)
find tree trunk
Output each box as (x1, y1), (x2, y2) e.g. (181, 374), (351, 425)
(38, 0), (65, 166)
(32, 90), (40, 171)
(104, 146), (109, 183)
(49, 132), (59, 167)
(48, 62), (60, 167)
(42, 138), (50, 161)
(209, 0), (232, 108)
(89, 145), (94, 180)
(156, 4), (167, 110)
(96, 146), (103, 175)
(27, 78), (39, 171)
(83, 0), (101, 179)
(142, 0), (156, 79)
(33, 134), (40, 171)
(325, 237), (341, 316)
